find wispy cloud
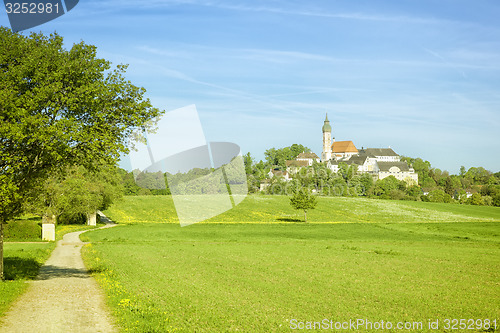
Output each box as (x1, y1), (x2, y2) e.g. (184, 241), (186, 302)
(136, 45), (193, 59)
(137, 43), (500, 72)
(83, 0), (451, 25)
(424, 48), (467, 78)
(63, 0), (500, 172)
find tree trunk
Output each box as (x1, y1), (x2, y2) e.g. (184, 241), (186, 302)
(0, 220), (4, 280)
(304, 210), (308, 223)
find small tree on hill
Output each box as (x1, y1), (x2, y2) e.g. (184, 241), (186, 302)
(290, 188), (317, 223)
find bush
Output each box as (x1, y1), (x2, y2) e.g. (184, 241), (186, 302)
(493, 194), (500, 207)
(58, 212), (87, 225)
(467, 193), (484, 206)
(4, 219), (41, 240)
(427, 189), (452, 203)
(482, 195), (493, 206)
(406, 185), (422, 198)
(389, 189), (405, 200)
(401, 195), (420, 201)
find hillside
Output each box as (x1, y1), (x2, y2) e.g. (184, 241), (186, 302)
(103, 195), (500, 224)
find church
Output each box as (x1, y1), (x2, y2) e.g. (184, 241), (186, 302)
(286, 114), (419, 183)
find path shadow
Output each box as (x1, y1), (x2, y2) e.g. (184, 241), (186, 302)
(3, 257), (42, 280)
(36, 265), (90, 280)
(276, 218), (303, 222)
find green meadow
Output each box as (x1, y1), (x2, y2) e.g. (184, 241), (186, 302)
(81, 195), (500, 332)
(103, 195), (500, 223)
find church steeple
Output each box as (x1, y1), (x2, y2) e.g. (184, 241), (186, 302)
(321, 113), (332, 161)
(322, 113), (332, 133)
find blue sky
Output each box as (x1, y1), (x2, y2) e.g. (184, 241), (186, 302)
(2, 0), (500, 173)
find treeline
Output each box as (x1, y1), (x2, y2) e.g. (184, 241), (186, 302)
(118, 144), (311, 195)
(400, 157), (500, 206)
(117, 144), (500, 207)
(119, 163), (246, 196)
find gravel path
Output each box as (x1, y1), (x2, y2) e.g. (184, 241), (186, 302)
(0, 225), (117, 333)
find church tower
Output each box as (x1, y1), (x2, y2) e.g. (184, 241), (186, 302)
(321, 113), (332, 161)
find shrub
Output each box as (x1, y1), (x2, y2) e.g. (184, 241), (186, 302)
(406, 185), (422, 198)
(427, 189), (452, 203)
(389, 189), (405, 200)
(482, 195), (493, 206)
(492, 194), (500, 207)
(401, 195), (420, 201)
(467, 193), (484, 206)
(58, 212), (87, 225)
(4, 219), (41, 240)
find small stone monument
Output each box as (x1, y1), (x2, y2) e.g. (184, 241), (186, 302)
(87, 211), (97, 226)
(41, 214), (56, 241)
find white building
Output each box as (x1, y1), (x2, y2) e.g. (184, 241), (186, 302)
(358, 148), (400, 162)
(296, 152), (320, 165)
(267, 168), (291, 181)
(264, 114), (420, 190)
(320, 114), (419, 184)
(376, 162), (418, 183)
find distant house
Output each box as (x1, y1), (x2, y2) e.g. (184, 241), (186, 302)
(285, 152), (319, 174)
(328, 154), (374, 173)
(267, 168), (291, 181)
(296, 152), (320, 165)
(260, 168), (292, 191)
(286, 159), (309, 174)
(358, 148), (400, 162)
(376, 161), (418, 182)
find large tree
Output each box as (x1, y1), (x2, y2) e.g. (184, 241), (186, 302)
(0, 27), (162, 280)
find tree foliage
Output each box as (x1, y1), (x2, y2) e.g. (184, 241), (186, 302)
(289, 188), (317, 223)
(0, 27), (162, 279)
(264, 144), (311, 169)
(0, 27), (162, 221)
(28, 165), (123, 224)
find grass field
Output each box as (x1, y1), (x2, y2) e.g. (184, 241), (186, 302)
(103, 195), (500, 224)
(82, 221), (500, 332)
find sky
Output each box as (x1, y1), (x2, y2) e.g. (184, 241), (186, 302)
(2, 0), (500, 174)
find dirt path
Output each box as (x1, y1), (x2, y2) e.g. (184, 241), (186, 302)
(0, 225), (117, 333)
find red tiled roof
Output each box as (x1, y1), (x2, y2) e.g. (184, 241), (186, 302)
(331, 141), (358, 153)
